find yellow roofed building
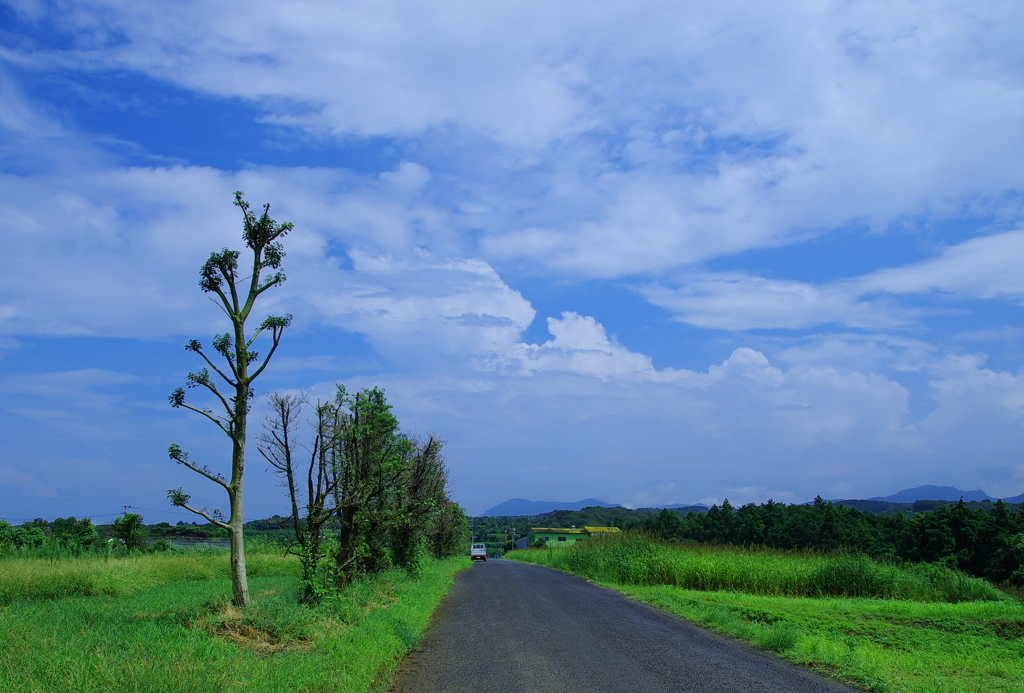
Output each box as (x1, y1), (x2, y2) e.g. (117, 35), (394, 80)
(527, 526), (620, 547)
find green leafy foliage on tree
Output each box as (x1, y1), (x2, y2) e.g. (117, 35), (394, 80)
(50, 516), (103, 550)
(111, 513), (147, 551)
(0, 517), (105, 554)
(0, 520), (45, 550)
(166, 192), (293, 608)
(258, 385), (467, 604)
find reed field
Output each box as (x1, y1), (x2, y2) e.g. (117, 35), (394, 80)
(510, 534), (1024, 692)
(515, 533), (1008, 602)
(0, 549), (466, 693)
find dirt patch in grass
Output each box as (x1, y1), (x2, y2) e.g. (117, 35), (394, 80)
(206, 618), (305, 655)
(989, 619), (1024, 639)
(191, 601), (313, 655)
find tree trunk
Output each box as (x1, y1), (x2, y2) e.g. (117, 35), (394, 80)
(229, 428), (250, 608)
(336, 503), (358, 584)
(229, 514), (249, 607)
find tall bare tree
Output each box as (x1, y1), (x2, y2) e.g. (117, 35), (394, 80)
(258, 392), (342, 604)
(166, 192), (292, 608)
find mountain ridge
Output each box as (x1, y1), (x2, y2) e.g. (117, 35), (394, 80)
(867, 484), (1024, 503)
(480, 485), (1024, 517)
(480, 498), (622, 517)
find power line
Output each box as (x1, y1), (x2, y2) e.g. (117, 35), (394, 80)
(3, 506), (194, 525)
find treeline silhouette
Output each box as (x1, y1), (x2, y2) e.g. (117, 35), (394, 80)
(629, 497), (1024, 584)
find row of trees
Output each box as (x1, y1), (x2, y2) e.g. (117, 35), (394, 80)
(166, 193), (465, 607)
(632, 497), (1024, 584)
(259, 387), (467, 604)
(0, 514), (149, 552)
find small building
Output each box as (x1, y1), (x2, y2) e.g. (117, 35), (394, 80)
(528, 525), (621, 547)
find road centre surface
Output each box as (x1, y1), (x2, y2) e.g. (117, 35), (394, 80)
(389, 559), (857, 693)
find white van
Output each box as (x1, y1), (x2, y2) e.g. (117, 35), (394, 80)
(470, 543), (487, 561)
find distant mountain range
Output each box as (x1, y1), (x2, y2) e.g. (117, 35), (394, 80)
(479, 498), (621, 517)
(867, 485), (997, 503)
(479, 485), (1024, 517)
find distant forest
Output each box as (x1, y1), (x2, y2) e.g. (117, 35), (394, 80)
(473, 498), (1024, 585)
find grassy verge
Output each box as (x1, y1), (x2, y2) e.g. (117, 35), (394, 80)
(509, 536), (1024, 692)
(618, 585), (1024, 693)
(0, 551), (466, 693)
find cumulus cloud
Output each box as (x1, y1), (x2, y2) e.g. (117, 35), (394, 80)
(297, 250), (535, 364)
(512, 312), (661, 380)
(349, 336), (929, 513)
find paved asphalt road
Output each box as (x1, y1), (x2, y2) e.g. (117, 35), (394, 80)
(389, 559), (858, 693)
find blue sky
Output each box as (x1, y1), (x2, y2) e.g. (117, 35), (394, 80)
(3, 0), (1024, 521)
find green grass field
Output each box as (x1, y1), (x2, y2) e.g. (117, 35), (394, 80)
(0, 550), (466, 693)
(510, 535), (1024, 692)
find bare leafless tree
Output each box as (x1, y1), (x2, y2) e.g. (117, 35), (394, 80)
(258, 392), (344, 604)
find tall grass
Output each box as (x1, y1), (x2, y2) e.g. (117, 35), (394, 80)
(0, 549), (299, 605)
(512, 533), (1007, 602)
(0, 553), (466, 693)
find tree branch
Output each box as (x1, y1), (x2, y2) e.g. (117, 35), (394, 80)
(178, 402), (231, 436)
(249, 332), (284, 381)
(169, 447), (231, 492)
(208, 280), (235, 320)
(253, 274), (283, 298)
(192, 378), (234, 419)
(245, 324), (268, 349)
(192, 345), (239, 388)
(176, 502), (230, 530)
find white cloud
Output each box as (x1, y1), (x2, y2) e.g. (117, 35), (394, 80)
(773, 333), (937, 375)
(2, 367), (139, 397)
(859, 230), (1024, 299)
(639, 272), (909, 331)
(708, 347), (785, 388)
(512, 312), (660, 380)
(641, 228), (1024, 331)
(6, 1), (1024, 277)
(298, 250), (535, 364)
(345, 338), (928, 513)
(5, 0), (1024, 518)
(0, 159), (524, 348)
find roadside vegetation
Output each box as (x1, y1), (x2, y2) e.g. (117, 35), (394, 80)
(633, 497), (1024, 586)
(480, 497), (1024, 586)
(510, 534), (1024, 692)
(0, 547), (467, 693)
